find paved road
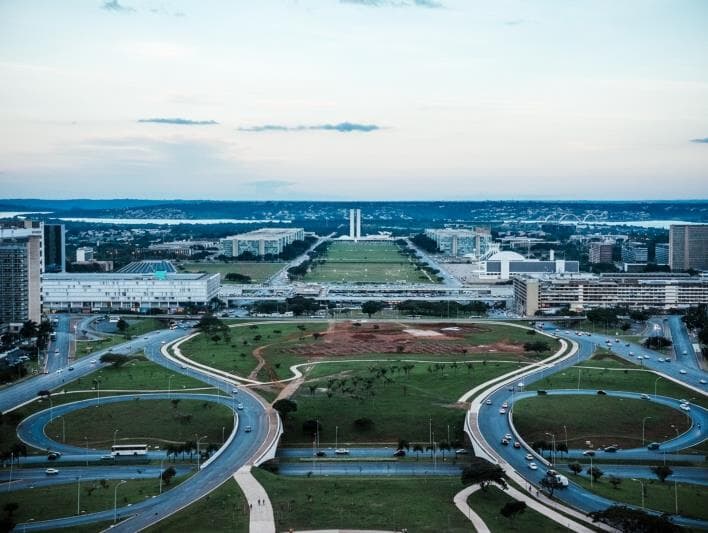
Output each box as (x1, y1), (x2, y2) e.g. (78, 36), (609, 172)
(404, 238), (461, 287)
(477, 329), (708, 529)
(667, 315), (704, 371)
(277, 461), (463, 477)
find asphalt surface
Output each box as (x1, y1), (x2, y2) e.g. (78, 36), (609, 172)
(667, 315), (704, 371)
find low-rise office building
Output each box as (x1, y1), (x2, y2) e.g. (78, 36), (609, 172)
(42, 272), (220, 313)
(424, 228), (491, 258)
(220, 228), (305, 257)
(513, 273), (708, 315)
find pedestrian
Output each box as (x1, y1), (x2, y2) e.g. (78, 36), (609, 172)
(249, 503), (252, 510)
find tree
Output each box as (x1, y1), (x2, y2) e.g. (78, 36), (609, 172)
(608, 475), (622, 489)
(116, 318), (129, 336)
(361, 301), (385, 318)
(353, 417), (375, 431)
(568, 462), (583, 475)
(500, 500), (526, 521)
(302, 419), (322, 435)
(413, 443), (424, 460)
(590, 505), (679, 533)
(272, 399), (297, 419)
(651, 465), (673, 483)
(644, 336), (672, 349)
(587, 466), (604, 482)
(19, 320), (39, 340)
(99, 353), (133, 368)
(161, 466), (177, 485)
(523, 341), (550, 355)
(556, 442), (568, 457)
(461, 460), (508, 492)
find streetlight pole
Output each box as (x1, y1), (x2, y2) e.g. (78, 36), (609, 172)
(674, 479), (678, 515)
(113, 480), (127, 523)
(113, 429), (119, 447)
(8, 453), (13, 493)
(632, 478), (645, 509)
(48, 396), (53, 423)
(590, 455), (593, 489)
(642, 417), (653, 446)
(563, 425), (568, 448)
(196, 435), (207, 470)
(77, 477), (81, 515)
(654, 376), (662, 399)
(168, 374), (175, 399)
(545, 432), (556, 466)
(84, 436), (89, 467)
(159, 459), (164, 495)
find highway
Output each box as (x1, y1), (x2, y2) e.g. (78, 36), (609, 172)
(667, 315), (704, 371)
(475, 327), (707, 529)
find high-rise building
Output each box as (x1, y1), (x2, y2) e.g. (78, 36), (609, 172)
(670, 224), (708, 271)
(76, 247), (94, 262)
(0, 221), (44, 327)
(588, 241), (614, 264)
(621, 242), (648, 264)
(43, 224), (65, 273)
(349, 209), (361, 239)
(655, 243), (669, 265)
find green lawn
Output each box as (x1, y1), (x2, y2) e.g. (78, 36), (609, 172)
(569, 475), (707, 521)
(513, 395), (691, 450)
(179, 323), (327, 380)
(180, 262), (283, 283)
(527, 364), (708, 409)
(467, 486), (571, 532)
(62, 358), (209, 393)
(304, 241), (432, 284)
(283, 360), (524, 445)
(253, 468), (471, 532)
(146, 479), (248, 533)
(0, 477), (186, 524)
(44, 398), (233, 450)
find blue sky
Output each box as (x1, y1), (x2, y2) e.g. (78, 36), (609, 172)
(0, 0), (707, 200)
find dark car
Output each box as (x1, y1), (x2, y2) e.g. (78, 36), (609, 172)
(597, 390), (607, 395)
(393, 449), (406, 457)
(647, 442), (660, 450)
(47, 452), (61, 460)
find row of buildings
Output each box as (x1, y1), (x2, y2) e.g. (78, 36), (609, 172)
(219, 228), (305, 257)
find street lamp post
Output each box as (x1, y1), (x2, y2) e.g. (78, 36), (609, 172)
(113, 480), (127, 523)
(545, 432), (556, 466)
(674, 479), (678, 515)
(113, 429), (119, 447)
(196, 435), (207, 470)
(632, 478), (645, 509)
(642, 417), (653, 446)
(48, 396), (53, 423)
(159, 459), (164, 495)
(77, 477), (81, 515)
(563, 425), (568, 448)
(8, 453), (13, 493)
(654, 376), (662, 399)
(84, 436), (89, 467)
(168, 374), (175, 399)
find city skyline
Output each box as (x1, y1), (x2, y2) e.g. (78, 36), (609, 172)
(1, 0), (707, 200)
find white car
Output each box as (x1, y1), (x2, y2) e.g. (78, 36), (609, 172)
(679, 369), (687, 375)
(55, 369), (62, 374)
(499, 408), (507, 415)
(504, 433), (513, 441)
(629, 351), (634, 356)
(528, 462), (538, 470)
(45, 468), (59, 475)
(501, 402), (509, 409)
(700, 379), (707, 385)
(679, 404), (690, 411)
(90, 359), (96, 365)
(485, 399), (492, 405)
(525, 453), (533, 460)
(237, 403), (244, 410)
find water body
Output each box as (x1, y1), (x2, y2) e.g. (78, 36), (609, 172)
(0, 211), (51, 218)
(517, 220), (702, 229)
(58, 217), (293, 225)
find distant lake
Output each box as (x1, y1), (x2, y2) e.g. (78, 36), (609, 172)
(517, 220), (703, 229)
(0, 211), (51, 218)
(57, 217), (293, 225)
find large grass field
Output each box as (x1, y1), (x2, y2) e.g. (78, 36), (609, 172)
(0, 477), (186, 524)
(513, 395), (691, 450)
(284, 360), (525, 445)
(253, 468), (471, 532)
(304, 241), (433, 284)
(44, 398), (233, 450)
(569, 475), (707, 521)
(179, 262), (283, 283)
(62, 358), (209, 393)
(467, 486), (571, 532)
(179, 323), (328, 380)
(527, 362), (708, 409)
(146, 479), (248, 533)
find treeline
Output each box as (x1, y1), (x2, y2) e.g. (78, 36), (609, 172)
(287, 240), (332, 281)
(252, 296), (322, 316)
(395, 300), (488, 317)
(684, 305), (708, 347)
(410, 233), (439, 254)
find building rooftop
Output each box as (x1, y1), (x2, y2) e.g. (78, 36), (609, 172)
(43, 272), (215, 281)
(223, 228), (303, 240)
(117, 260), (177, 274)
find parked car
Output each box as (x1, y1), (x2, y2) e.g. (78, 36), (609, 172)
(393, 449), (406, 457)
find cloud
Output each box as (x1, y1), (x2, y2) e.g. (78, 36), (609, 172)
(238, 122), (381, 133)
(690, 138), (708, 144)
(340, 0), (443, 7)
(101, 0), (135, 12)
(137, 118), (219, 126)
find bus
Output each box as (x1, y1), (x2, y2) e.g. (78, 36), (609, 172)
(49, 332), (57, 341)
(111, 444), (148, 457)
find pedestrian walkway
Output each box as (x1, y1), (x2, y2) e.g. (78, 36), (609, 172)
(234, 465), (275, 533)
(453, 485), (491, 533)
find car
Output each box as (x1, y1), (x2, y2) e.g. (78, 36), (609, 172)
(244, 425), (252, 433)
(528, 462), (538, 470)
(485, 399), (492, 405)
(679, 369), (687, 374)
(161, 340), (166, 344)
(683, 350), (688, 355)
(604, 445), (619, 452)
(100, 455), (114, 460)
(232, 389), (239, 395)
(665, 357), (671, 362)
(54, 350), (59, 354)
(499, 408), (507, 415)
(615, 339), (620, 343)
(180, 365), (187, 370)
(647, 442), (660, 450)
(700, 379), (707, 385)
(504, 433), (512, 440)
(393, 449), (406, 457)
(513, 441), (521, 449)
(45, 468), (59, 475)
(90, 359), (96, 365)
(68, 366), (74, 371)
(679, 404), (690, 411)
(501, 438), (509, 445)
(582, 450), (596, 456)
(47, 452), (61, 460)
(628, 351), (634, 357)
(640, 393), (650, 400)
(55, 369), (62, 374)
(501, 402), (508, 409)
(525, 453), (533, 460)
(597, 390), (607, 395)
(455, 449), (469, 455)
(315, 450), (326, 457)
(237, 403), (244, 410)
(679, 398), (688, 403)
(625, 343), (630, 347)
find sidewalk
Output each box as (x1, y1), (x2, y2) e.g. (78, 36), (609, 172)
(453, 485), (491, 533)
(234, 465), (276, 533)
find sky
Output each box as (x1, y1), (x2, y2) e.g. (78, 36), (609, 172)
(1, 0), (707, 201)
